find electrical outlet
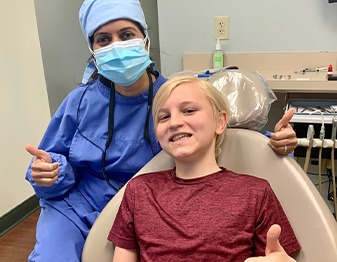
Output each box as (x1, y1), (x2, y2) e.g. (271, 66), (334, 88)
(214, 16), (229, 40)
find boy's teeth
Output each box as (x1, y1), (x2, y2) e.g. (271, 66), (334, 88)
(172, 134), (189, 142)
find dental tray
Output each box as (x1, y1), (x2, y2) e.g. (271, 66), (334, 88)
(287, 99), (337, 124)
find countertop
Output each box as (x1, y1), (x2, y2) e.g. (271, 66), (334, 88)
(262, 71), (337, 93)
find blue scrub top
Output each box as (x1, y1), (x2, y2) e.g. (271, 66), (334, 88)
(26, 72), (167, 229)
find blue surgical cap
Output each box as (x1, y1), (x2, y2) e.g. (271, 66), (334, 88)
(79, 0), (148, 48)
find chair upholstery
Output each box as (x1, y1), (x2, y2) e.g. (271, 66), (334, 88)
(82, 128), (337, 262)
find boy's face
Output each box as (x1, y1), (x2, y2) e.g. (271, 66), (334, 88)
(156, 83), (224, 163)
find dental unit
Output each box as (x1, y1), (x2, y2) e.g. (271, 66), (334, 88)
(297, 107), (337, 218)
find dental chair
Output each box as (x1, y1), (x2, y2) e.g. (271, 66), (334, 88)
(82, 128), (337, 262)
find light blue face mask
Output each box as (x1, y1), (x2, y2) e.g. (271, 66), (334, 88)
(93, 38), (152, 86)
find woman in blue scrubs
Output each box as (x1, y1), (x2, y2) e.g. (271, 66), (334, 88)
(25, 0), (297, 261)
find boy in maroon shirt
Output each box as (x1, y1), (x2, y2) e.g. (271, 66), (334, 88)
(108, 76), (301, 261)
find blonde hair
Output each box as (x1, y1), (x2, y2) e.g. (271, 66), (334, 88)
(153, 75), (230, 157)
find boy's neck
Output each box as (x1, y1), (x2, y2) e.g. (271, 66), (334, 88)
(175, 158), (221, 180)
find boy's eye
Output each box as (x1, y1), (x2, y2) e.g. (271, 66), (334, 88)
(158, 114), (170, 122)
(183, 108), (197, 114)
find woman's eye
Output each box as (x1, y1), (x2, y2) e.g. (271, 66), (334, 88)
(96, 36), (111, 45)
(121, 32), (135, 40)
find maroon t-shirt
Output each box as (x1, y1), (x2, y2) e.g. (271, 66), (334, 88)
(108, 168), (301, 261)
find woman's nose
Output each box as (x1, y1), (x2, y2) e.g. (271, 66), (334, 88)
(111, 37), (122, 43)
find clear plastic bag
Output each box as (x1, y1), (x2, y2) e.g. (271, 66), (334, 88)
(208, 69), (277, 131)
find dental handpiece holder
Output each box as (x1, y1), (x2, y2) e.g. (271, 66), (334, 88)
(287, 99), (337, 159)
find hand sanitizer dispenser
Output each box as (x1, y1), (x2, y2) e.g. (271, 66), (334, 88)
(213, 38), (223, 69)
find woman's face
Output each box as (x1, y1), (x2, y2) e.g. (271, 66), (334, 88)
(92, 19), (145, 51)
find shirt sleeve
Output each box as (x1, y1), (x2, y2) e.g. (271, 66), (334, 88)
(253, 182), (301, 256)
(108, 181), (139, 250)
(25, 95), (80, 199)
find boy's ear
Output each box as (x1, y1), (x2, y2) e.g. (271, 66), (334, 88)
(215, 111), (227, 135)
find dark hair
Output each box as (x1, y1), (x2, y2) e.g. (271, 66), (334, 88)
(134, 21), (146, 37)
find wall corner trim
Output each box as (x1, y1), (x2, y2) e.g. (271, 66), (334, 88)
(0, 195), (39, 237)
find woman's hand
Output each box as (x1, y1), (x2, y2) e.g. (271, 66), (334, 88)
(25, 144), (59, 187)
(244, 224), (296, 262)
(269, 108), (298, 156)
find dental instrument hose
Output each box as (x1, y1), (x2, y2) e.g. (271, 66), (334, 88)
(315, 109), (325, 195)
(318, 124), (325, 194)
(331, 112), (337, 218)
(303, 125), (314, 174)
(331, 141), (337, 219)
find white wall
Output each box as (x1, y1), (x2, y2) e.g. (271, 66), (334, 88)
(0, 0), (50, 216)
(34, 0), (89, 115)
(157, 0), (337, 76)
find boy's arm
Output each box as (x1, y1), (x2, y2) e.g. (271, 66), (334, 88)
(112, 246), (138, 262)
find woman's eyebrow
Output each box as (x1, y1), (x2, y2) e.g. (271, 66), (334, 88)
(93, 26), (137, 37)
(117, 26), (138, 34)
(93, 31), (109, 38)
